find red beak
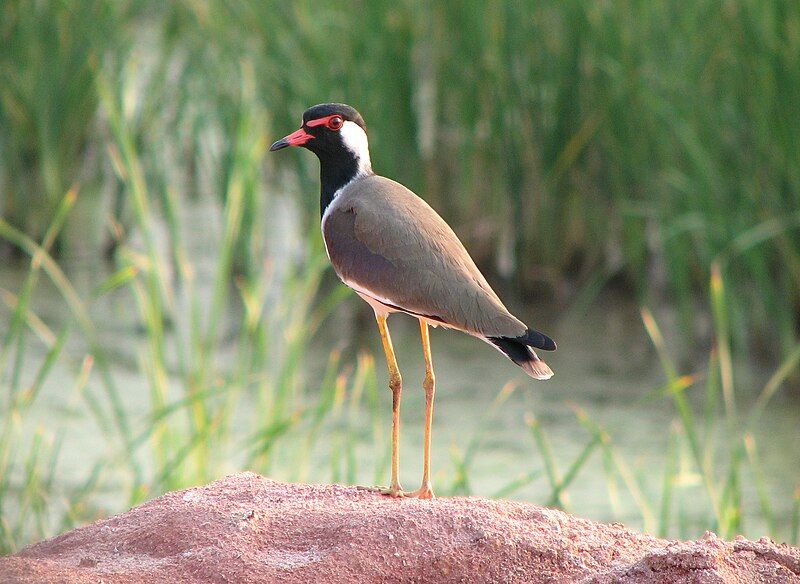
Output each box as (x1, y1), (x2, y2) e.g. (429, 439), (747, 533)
(270, 127), (313, 151)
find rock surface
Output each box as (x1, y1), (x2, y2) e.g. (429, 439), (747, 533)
(1, 472), (798, 583)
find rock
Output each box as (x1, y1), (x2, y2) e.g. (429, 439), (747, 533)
(1, 472), (798, 583)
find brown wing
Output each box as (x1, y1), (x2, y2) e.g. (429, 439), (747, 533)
(322, 175), (527, 338)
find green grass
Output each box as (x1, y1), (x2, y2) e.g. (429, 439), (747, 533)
(2, 0), (799, 360)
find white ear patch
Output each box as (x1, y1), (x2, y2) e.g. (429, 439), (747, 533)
(340, 120), (372, 177)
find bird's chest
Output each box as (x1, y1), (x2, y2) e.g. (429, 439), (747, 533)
(319, 194), (348, 263)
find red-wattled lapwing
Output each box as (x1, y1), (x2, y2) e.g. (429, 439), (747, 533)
(270, 103), (556, 499)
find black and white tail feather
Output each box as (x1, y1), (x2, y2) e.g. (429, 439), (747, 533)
(487, 328), (557, 380)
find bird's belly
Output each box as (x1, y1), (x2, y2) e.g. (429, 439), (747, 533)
(355, 291), (397, 317)
(353, 290), (442, 329)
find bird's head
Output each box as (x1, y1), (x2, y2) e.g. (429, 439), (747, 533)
(270, 103), (371, 176)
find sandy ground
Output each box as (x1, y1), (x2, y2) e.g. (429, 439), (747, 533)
(1, 472), (798, 583)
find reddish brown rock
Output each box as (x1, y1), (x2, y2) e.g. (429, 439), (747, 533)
(1, 472), (798, 583)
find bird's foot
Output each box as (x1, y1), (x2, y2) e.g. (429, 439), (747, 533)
(356, 484), (405, 497)
(380, 483), (405, 498)
(404, 483), (435, 500)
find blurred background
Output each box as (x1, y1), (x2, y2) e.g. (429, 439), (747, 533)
(1, 0), (799, 553)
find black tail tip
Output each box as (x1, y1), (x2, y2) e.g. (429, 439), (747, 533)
(523, 328), (557, 351)
(487, 335), (555, 380)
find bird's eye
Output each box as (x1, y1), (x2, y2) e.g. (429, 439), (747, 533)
(326, 116), (344, 130)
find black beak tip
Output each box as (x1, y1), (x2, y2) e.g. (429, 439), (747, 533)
(269, 139), (289, 152)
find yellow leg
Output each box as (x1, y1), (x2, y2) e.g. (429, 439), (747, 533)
(408, 319), (435, 499)
(376, 314), (404, 497)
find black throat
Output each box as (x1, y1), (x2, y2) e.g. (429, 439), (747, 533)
(317, 151), (370, 218)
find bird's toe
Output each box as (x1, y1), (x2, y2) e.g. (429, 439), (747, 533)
(405, 485), (435, 500)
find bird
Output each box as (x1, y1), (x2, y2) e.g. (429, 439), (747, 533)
(270, 103), (556, 499)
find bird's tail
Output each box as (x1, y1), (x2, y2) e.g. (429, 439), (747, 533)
(487, 328), (556, 380)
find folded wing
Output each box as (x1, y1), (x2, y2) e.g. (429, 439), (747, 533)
(322, 175), (528, 339)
